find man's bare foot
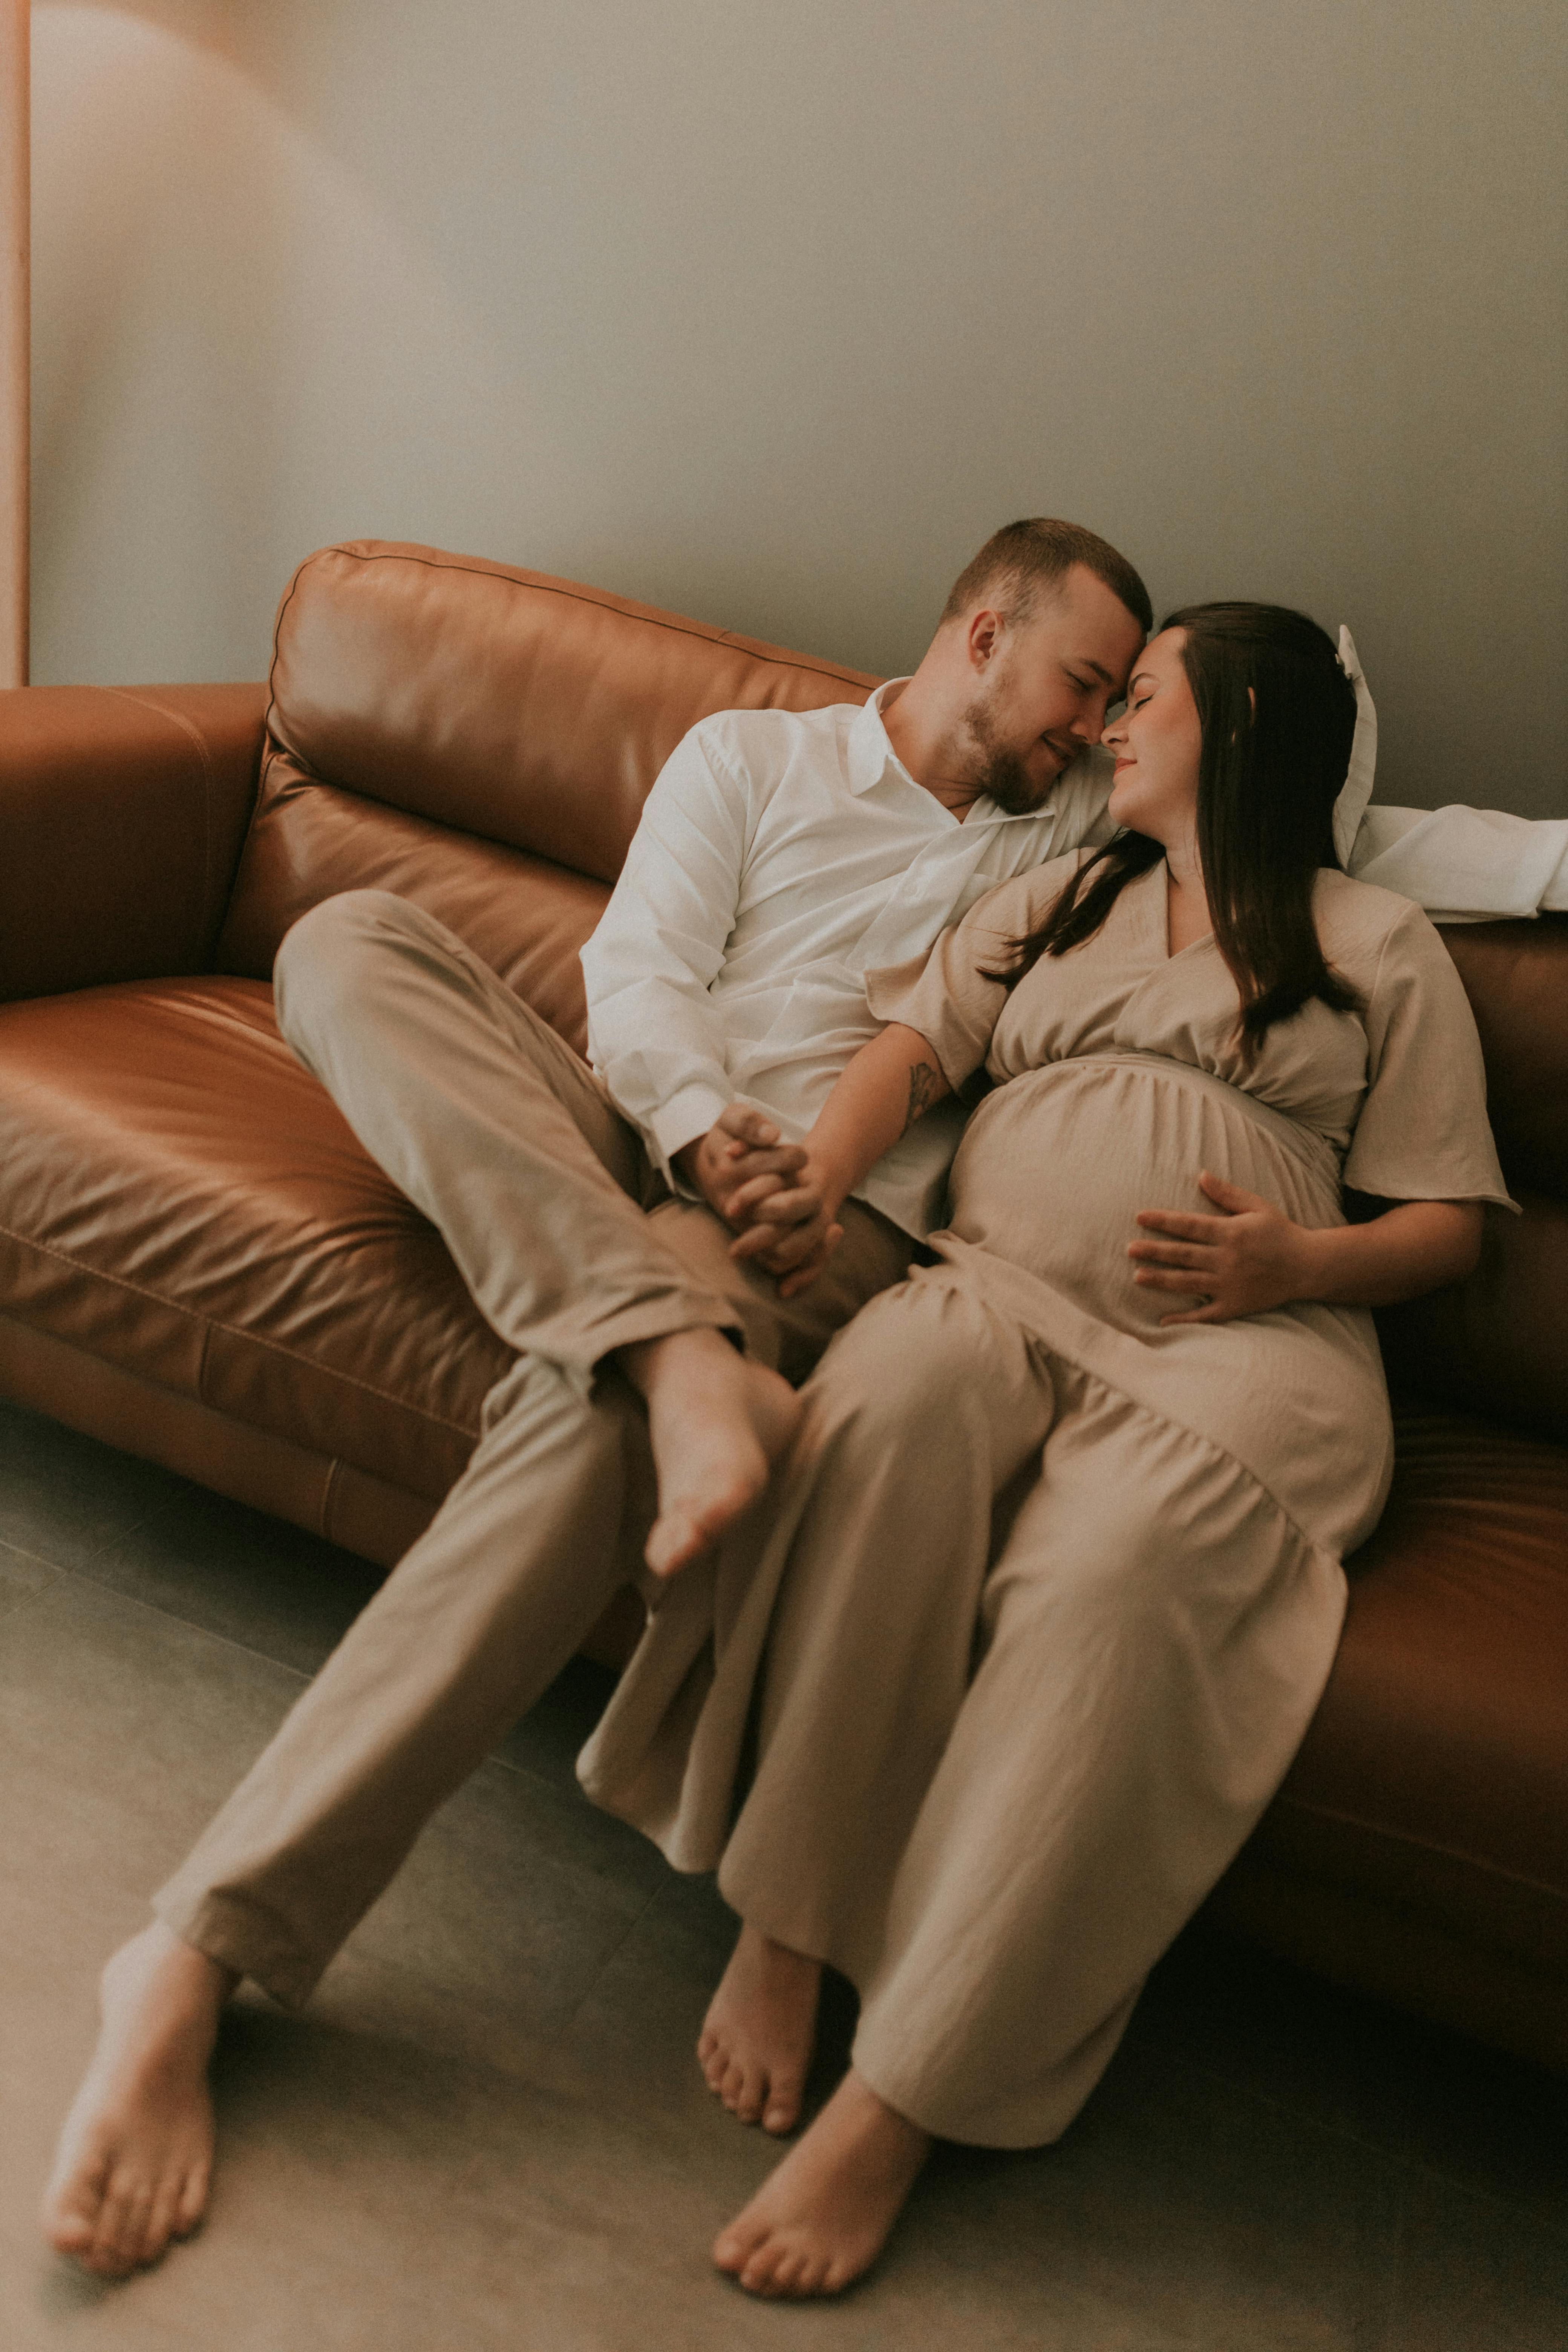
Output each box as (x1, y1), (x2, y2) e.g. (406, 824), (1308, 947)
(41, 1922), (236, 2278)
(621, 1328), (799, 1578)
(712, 2067), (931, 2298)
(698, 1924), (821, 2135)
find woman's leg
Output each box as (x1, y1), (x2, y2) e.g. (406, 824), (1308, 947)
(853, 1364), (1346, 2146)
(690, 1272), (1054, 2158)
(716, 1273), (1058, 1974)
(717, 1363), (1347, 2295)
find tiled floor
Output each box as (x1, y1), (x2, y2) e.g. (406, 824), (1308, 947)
(1, 1395), (1563, 2350)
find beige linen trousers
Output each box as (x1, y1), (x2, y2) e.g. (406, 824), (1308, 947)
(154, 890), (910, 2004)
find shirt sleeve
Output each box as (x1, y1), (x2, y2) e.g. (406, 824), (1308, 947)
(1349, 804), (1568, 922)
(1341, 903), (1517, 1209)
(579, 724), (749, 1182)
(864, 861), (1080, 1092)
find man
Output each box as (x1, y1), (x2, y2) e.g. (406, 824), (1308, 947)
(40, 519), (1568, 2278)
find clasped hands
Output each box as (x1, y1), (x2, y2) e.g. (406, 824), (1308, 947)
(676, 1107), (847, 1300)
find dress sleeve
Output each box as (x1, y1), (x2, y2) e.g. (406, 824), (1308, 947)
(864, 859), (1079, 1091)
(1341, 904), (1517, 1209)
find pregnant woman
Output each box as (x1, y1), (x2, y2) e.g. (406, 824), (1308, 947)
(579, 602), (1513, 2297)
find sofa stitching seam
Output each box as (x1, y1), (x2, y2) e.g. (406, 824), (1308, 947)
(1271, 1796), (1568, 1906)
(319, 1455), (341, 1541)
(0, 1215), (479, 1438)
(314, 543), (880, 689)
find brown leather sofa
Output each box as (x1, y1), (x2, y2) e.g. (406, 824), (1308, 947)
(2, 540), (1563, 2078)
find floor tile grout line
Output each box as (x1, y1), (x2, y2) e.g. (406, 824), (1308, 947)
(12, 1548), (320, 1688)
(558, 1883), (671, 2037)
(10, 1524), (627, 1813)
(0, 1531), (76, 1579)
(1170, 2044), (1568, 2239)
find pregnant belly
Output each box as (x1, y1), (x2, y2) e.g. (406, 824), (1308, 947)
(946, 1055), (1343, 1339)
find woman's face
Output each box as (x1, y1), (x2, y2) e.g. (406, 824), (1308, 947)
(1102, 629), (1202, 851)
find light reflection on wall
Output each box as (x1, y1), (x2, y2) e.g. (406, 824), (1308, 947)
(31, 4), (548, 685)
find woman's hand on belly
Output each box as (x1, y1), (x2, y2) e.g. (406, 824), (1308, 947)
(1128, 1172), (1316, 1326)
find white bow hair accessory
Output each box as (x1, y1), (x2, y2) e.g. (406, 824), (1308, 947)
(1333, 625), (1377, 868)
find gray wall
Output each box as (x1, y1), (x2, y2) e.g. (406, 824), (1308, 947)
(30, 0), (1567, 817)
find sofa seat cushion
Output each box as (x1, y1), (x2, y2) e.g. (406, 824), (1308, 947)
(1235, 1406), (1568, 1980)
(0, 977), (510, 1498)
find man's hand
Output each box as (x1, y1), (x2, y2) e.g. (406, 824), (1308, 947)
(1127, 1172), (1313, 1326)
(726, 1142), (850, 1298)
(674, 1106), (810, 1232)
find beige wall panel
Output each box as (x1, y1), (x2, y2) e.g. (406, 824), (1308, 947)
(28, 0), (1568, 816)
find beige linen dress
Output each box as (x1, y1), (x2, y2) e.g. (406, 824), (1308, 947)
(580, 855), (1512, 2148)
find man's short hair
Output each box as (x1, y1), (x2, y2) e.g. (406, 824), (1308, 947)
(940, 519), (1153, 637)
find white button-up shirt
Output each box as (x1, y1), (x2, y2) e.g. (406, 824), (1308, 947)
(582, 681), (1568, 1238)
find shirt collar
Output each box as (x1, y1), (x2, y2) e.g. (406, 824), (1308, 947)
(847, 677), (1075, 827)
(847, 679), (914, 796)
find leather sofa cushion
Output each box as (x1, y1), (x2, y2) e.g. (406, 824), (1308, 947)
(0, 979), (508, 1499)
(216, 779), (609, 1056)
(1246, 1406), (1568, 1973)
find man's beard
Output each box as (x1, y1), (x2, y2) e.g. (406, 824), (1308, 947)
(961, 696), (1060, 816)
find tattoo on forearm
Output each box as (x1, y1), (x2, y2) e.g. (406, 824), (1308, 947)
(904, 1061), (940, 1134)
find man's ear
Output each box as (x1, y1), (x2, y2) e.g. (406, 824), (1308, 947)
(966, 607), (1003, 672)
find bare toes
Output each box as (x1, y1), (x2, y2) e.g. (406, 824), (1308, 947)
(712, 2220), (764, 2278)
(741, 2235), (791, 2296)
(719, 2061), (749, 2113)
(175, 2162), (209, 2240)
(763, 2073), (804, 2135)
(46, 2213), (95, 2260)
(775, 2248), (812, 2297)
(142, 2177), (182, 2266)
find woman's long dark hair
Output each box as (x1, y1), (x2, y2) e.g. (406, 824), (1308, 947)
(992, 602), (1360, 1058)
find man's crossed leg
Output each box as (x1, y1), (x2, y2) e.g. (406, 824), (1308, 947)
(41, 890), (911, 2276)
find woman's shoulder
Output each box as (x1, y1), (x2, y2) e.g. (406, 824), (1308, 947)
(1312, 866), (1439, 981)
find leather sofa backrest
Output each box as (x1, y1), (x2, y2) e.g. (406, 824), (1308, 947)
(1441, 920), (1568, 1202)
(216, 542), (879, 1045)
(212, 539), (1566, 1437)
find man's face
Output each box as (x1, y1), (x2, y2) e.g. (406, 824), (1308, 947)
(959, 566), (1145, 815)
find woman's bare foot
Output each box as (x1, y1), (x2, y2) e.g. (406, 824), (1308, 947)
(698, 1925), (821, 2135)
(41, 1922), (237, 2278)
(621, 1328), (800, 1578)
(712, 2067), (931, 2298)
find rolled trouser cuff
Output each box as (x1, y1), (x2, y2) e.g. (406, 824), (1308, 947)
(152, 1883), (327, 2011)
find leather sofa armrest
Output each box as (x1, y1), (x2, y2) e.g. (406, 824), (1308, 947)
(0, 683), (266, 999)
